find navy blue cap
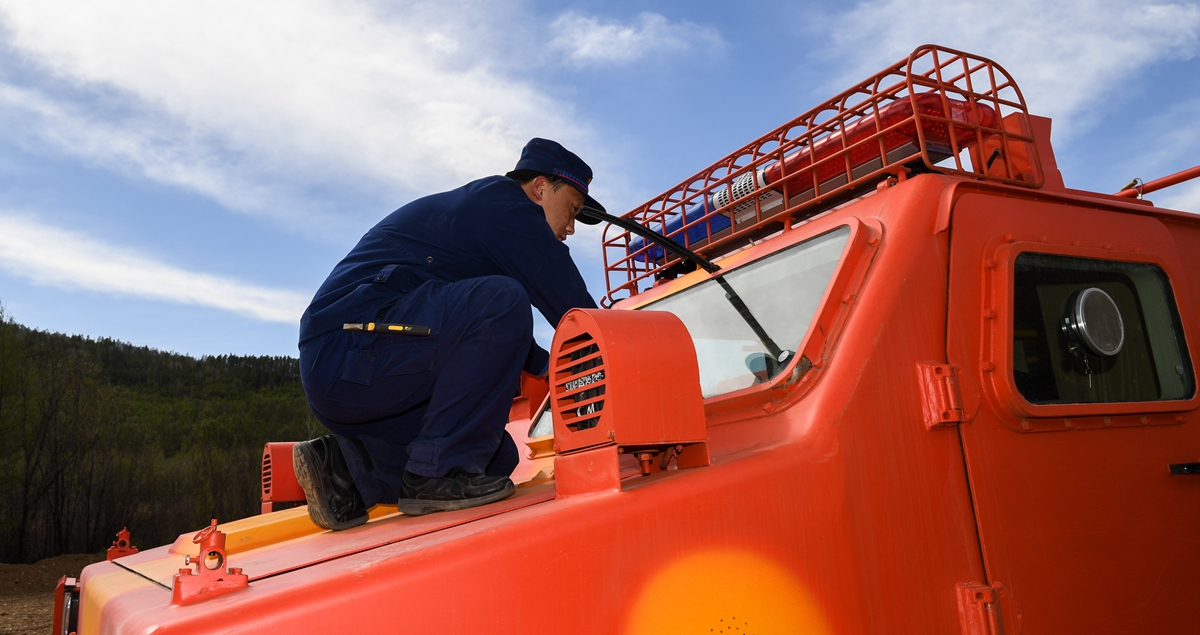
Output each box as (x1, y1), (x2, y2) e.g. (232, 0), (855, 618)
(514, 138), (604, 224)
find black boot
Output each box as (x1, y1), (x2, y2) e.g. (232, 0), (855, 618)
(293, 436), (369, 531)
(398, 469), (515, 516)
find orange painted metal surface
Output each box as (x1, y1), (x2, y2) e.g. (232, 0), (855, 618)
(69, 44), (1200, 634)
(549, 308), (707, 454)
(550, 309), (710, 495)
(946, 186), (1200, 633)
(52, 575), (78, 635)
(260, 442), (304, 514)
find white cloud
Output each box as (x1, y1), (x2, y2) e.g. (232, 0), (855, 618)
(0, 0), (593, 233)
(1120, 96), (1200, 173)
(0, 213), (309, 323)
(0, 83), (306, 225)
(824, 0), (1200, 138)
(549, 11), (723, 66)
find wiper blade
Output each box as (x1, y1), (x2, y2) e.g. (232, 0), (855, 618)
(713, 277), (785, 363)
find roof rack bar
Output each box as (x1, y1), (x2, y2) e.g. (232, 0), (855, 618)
(600, 45), (1041, 305)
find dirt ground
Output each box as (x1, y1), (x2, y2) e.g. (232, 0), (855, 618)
(0, 554), (104, 635)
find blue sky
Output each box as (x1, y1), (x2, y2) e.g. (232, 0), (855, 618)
(0, 0), (1198, 358)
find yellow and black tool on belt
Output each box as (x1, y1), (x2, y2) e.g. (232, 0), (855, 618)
(343, 323), (431, 336)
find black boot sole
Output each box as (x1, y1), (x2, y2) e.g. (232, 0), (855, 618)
(293, 442), (369, 531)
(397, 481), (516, 517)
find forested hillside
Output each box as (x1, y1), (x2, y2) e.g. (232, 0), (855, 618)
(0, 307), (318, 564)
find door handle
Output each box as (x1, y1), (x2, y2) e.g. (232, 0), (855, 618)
(1169, 463), (1200, 475)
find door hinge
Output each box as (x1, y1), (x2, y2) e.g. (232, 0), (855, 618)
(919, 363), (964, 429)
(957, 582), (1023, 635)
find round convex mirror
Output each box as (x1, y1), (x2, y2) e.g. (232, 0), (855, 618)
(1063, 287), (1124, 356)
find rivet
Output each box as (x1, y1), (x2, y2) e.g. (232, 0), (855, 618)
(982, 361), (995, 372)
(1072, 241), (1080, 247)
(983, 309), (996, 319)
(1004, 233), (1014, 242)
(1103, 244), (1112, 250)
(1176, 415), (1185, 423)
(984, 259), (996, 269)
(1141, 415), (1150, 424)
(868, 235), (880, 246)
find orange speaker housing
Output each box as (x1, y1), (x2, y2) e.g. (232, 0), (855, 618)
(549, 308), (708, 457)
(260, 442), (306, 514)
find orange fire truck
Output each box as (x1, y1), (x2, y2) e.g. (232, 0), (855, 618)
(57, 45), (1200, 634)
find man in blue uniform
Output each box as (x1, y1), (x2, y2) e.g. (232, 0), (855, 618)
(294, 138), (601, 529)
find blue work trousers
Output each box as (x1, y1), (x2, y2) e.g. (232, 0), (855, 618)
(302, 275), (529, 506)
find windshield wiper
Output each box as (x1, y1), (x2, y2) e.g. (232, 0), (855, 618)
(585, 206), (720, 275)
(582, 206), (788, 364)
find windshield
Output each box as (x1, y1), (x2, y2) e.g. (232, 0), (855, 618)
(640, 226), (851, 397)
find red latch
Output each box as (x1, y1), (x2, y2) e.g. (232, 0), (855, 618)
(171, 519), (249, 606)
(106, 527), (138, 561)
(957, 581), (1023, 635)
(918, 363), (964, 429)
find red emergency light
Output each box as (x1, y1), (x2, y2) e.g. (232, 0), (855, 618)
(764, 92), (999, 187)
(629, 93), (1001, 259)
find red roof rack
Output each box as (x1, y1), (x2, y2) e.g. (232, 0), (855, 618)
(601, 45), (1042, 306)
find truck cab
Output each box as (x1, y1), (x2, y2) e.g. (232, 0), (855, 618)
(65, 45), (1200, 635)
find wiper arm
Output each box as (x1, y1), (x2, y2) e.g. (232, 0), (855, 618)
(712, 277), (785, 363)
(583, 206), (720, 275)
(582, 206), (788, 363)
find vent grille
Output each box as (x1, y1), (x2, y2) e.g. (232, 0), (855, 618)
(554, 333), (606, 432)
(261, 452), (273, 496)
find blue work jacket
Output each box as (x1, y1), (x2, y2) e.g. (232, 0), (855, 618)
(299, 175), (597, 372)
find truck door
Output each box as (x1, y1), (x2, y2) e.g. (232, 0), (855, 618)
(945, 191), (1200, 634)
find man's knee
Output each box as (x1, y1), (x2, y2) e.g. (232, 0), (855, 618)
(459, 276), (532, 339)
(471, 276), (528, 312)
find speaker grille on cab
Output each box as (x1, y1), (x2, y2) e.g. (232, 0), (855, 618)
(261, 451), (273, 496)
(554, 333), (607, 432)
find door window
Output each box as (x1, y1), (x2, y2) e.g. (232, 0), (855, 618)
(1012, 253), (1193, 404)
